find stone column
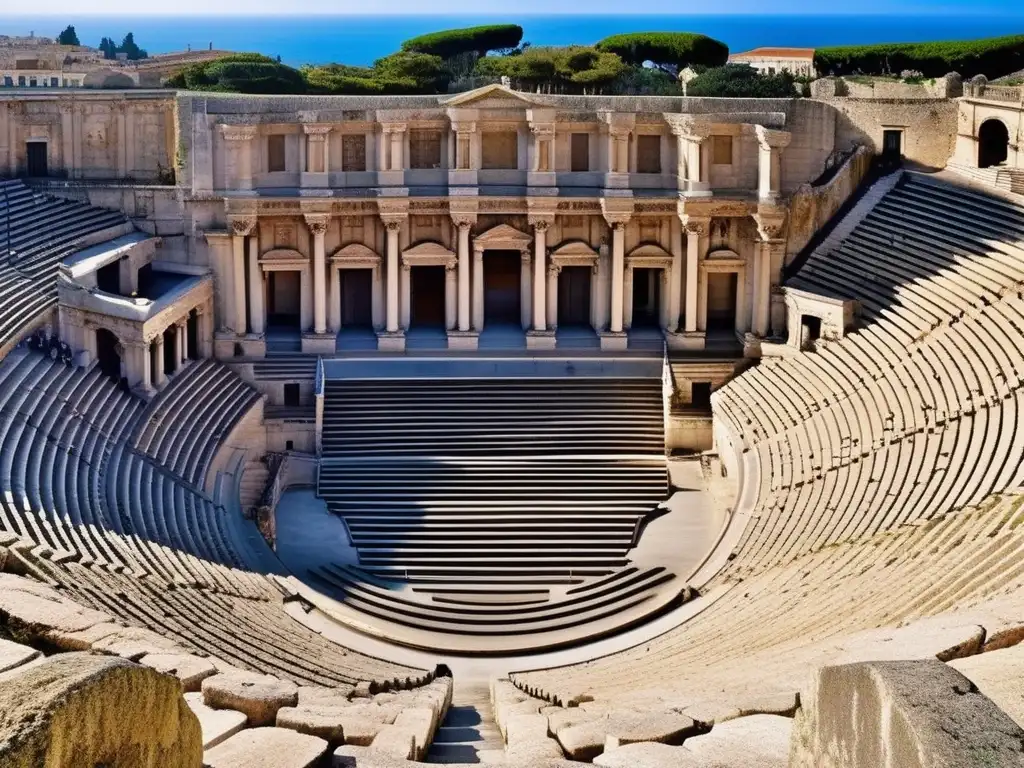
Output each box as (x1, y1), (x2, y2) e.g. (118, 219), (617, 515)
(546, 264), (560, 330)
(383, 218), (403, 333)
(172, 324), (183, 371)
(444, 264), (458, 330)
(197, 304), (214, 358)
(454, 122), (475, 169)
(305, 214), (330, 334)
(668, 216), (683, 332)
(59, 103), (76, 178)
(179, 320), (189, 363)
(299, 268), (313, 331)
(134, 342), (151, 393)
(153, 335), (166, 387)
(472, 246), (485, 331)
(371, 266), (384, 330)
(755, 126), (792, 203)
(520, 251), (533, 331)
(248, 232), (264, 335)
(531, 221), (549, 331)
(304, 125), (331, 172)
(389, 124), (406, 171)
(400, 263), (412, 330)
(115, 101), (128, 178)
(221, 125), (256, 191)
(228, 216), (255, 335)
(682, 217), (708, 333)
(329, 266), (341, 332)
(608, 221), (627, 333)
(454, 220), (472, 331)
(753, 214), (787, 337)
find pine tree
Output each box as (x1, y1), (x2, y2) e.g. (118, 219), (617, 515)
(56, 25), (80, 46)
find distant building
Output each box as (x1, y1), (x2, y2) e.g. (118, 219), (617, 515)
(729, 47), (816, 78)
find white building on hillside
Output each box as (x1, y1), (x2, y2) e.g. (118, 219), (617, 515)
(729, 47), (816, 78)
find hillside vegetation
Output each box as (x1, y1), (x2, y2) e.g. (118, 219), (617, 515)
(815, 34), (1024, 78)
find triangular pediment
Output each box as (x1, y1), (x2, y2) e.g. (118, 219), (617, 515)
(442, 83), (539, 108)
(551, 240), (599, 258)
(474, 224), (532, 246)
(402, 241), (456, 258)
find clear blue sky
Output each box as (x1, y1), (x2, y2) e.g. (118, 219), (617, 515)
(2, 1), (1022, 14)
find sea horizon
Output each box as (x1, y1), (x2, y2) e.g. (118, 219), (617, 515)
(1, 13), (1023, 67)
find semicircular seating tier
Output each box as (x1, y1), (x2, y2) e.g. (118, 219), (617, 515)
(0, 347), (430, 691)
(508, 173), (1024, 718)
(0, 180), (130, 356)
(300, 369), (680, 654)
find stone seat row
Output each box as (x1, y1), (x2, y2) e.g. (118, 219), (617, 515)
(132, 358), (262, 490)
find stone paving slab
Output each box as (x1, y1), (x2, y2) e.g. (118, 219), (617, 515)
(202, 727), (328, 768)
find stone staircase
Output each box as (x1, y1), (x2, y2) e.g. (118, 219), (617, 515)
(947, 161), (1024, 196)
(426, 681), (506, 764)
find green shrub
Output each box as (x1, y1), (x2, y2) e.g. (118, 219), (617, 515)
(477, 46), (626, 92)
(168, 54), (306, 93)
(596, 32), (728, 72)
(373, 51), (448, 92)
(686, 63), (796, 98)
(401, 24), (523, 59)
(814, 35), (1024, 79)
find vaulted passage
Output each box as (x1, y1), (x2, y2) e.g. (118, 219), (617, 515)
(484, 251), (521, 324)
(978, 119), (1009, 169)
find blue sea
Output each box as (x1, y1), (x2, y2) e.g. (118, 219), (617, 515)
(1, 14), (1022, 67)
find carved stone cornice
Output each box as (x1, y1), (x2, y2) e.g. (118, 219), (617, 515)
(663, 113), (712, 140)
(753, 212), (787, 242)
(303, 124), (332, 139)
(304, 213), (331, 235)
(754, 125), (792, 151)
(682, 216), (711, 238)
(601, 198), (633, 227)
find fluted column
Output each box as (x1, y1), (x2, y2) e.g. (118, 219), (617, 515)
(305, 214), (330, 334)
(445, 264), (458, 330)
(682, 217), (708, 333)
(248, 231), (264, 335)
(472, 246), (485, 331)
(153, 335), (166, 387)
(228, 216), (255, 335)
(455, 221), (472, 331)
(179, 320), (189, 362)
(531, 220), (549, 331)
(753, 214), (787, 337)
(400, 263), (412, 330)
(173, 324), (183, 371)
(547, 264), (560, 329)
(329, 266), (341, 332)
(608, 221), (627, 333)
(383, 218), (403, 333)
(755, 126), (792, 203)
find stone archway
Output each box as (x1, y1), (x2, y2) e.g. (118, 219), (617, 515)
(979, 119), (1010, 169)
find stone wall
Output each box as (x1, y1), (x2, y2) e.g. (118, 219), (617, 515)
(951, 97), (1024, 169)
(786, 145), (873, 262)
(812, 74), (963, 101)
(826, 98), (958, 170)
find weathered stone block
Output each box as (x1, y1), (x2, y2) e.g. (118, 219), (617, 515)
(202, 671), (299, 727)
(202, 726), (328, 768)
(184, 691), (247, 749)
(790, 660), (1024, 768)
(0, 638), (40, 674)
(141, 652), (218, 692)
(684, 714), (792, 767)
(0, 652), (201, 768)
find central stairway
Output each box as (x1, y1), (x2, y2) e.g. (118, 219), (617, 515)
(309, 368), (682, 653)
(425, 681), (505, 764)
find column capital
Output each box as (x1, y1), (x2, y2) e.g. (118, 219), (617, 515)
(601, 199), (633, 228)
(220, 124), (257, 142)
(304, 213), (331, 235)
(663, 113), (713, 140)
(450, 120), (477, 134)
(228, 216), (256, 237)
(528, 215), (554, 232)
(303, 124), (332, 139)
(753, 212), (787, 242)
(380, 122), (408, 135)
(451, 213), (477, 229)
(381, 215), (406, 232)
(681, 216), (711, 238)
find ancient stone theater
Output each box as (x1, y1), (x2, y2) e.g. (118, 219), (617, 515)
(0, 79), (1023, 767)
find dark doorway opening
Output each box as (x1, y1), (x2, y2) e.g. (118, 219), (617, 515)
(284, 383), (301, 407)
(691, 382), (712, 411)
(411, 265), (447, 327)
(267, 271), (301, 328)
(802, 314), (822, 343)
(978, 119), (1009, 169)
(95, 328), (122, 387)
(186, 311), (199, 360)
(557, 266), (591, 326)
(96, 261), (120, 294)
(163, 326), (177, 376)
(340, 269), (373, 328)
(706, 272), (738, 332)
(26, 141), (47, 177)
(881, 129), (902, 168)
(137, 263), (153, 297)
(483, 251), (521, 324)
(631, 268), (661, 328)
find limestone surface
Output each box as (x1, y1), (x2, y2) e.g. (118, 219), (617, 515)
(202, 726), (328, 768)
(0, 652), (201, 768)
(184, 692), (247, 749)
(0, 638), (40, 674)
(950, 644), (1024, 729)
(683, 714), (792, 767)
(790, 660), (1024, 768)
(202, 671), (299, 726)
(593, 742), (704, 768)
(142, 652), (219, 691)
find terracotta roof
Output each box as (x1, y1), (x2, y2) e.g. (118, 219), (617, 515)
(730, 47), (816, 60)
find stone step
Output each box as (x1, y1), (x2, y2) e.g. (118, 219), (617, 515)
(425, 682), (505, 765)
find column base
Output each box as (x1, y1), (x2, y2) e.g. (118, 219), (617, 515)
(598, 331), (629, 351)
(743, 332), (764, 359)
(376, 330), (407, 352)
(665, 330), (706, 352)
(446, 330), (479, 350)
(132, 383), (157, 400)
(214, 332), (266, 359)
(525, 329), (557, 350)
(301, 333), (337, 354)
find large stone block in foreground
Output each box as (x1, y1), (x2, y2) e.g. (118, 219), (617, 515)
(790, 659), (1024, 768)
(0, 652), (201, 768)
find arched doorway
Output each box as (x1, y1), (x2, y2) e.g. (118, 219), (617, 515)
(979, 119), (1009, 169)
(95, 328), (123, 387)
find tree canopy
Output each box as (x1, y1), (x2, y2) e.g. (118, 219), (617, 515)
(685, 63), (797, 98)
(401, 24), (524, 59)
(98, 32), (148, 60)
(166, 54), (306, 93)
(596, 32), (728, 73)
(476, 46), (627, 93)
(56, 25), (80, 46)
(814, 35), (1024, 79)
